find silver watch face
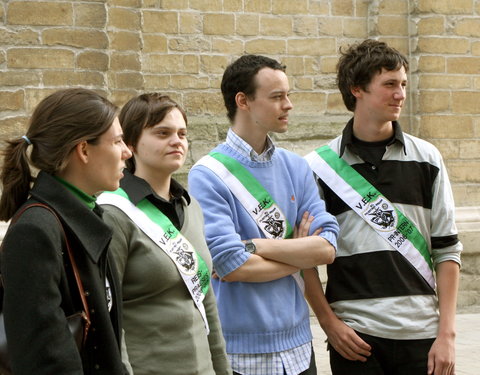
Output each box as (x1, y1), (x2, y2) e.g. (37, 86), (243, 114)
(245, 240), (256, 254)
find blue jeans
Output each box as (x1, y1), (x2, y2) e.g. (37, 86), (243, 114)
(329, 331), (435, 375)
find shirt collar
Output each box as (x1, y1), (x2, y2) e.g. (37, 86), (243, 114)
(339, 119), (406, 157)
(120, 169), (190, 206)
(226, 128), (275, 162)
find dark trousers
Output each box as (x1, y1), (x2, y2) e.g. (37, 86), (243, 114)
(232, 346), (317, 375)
(329, 331), (435, 375)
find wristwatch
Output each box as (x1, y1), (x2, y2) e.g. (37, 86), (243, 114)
(245, 239), (256, 254)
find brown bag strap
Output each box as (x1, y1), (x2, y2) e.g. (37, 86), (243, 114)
(9, 203), (91, 345)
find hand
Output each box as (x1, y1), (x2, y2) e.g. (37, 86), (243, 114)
(427, 335), (455, 375)
(293, 211), (322, 238)
(211, 270), (226, 282)
(322, 316), (371, 362)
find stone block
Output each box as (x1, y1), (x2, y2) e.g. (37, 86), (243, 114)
(260, 15), (293, 36)
(24, 88), (57, 112)
(109, 31), (141, 51)
(179, 13), (202, 34)
(417, 37), (470, 54)
(447, 57), (480, 74)
(170, 75), (209, 89)
(143, 74), (170, 90)
(288, 38), (336, 56)
(223, 0), (242, 12)
(418, 91), (450, 113)
(143, 35), (168, 53)
(320, 57), (339, 74)
(7, 1), (72, 26)
(419, 75), (471, 90)
(77, 51), (109, 71)
(417, 0), (473, 14)
(203, 14), (235, 35)
(453, 185), (480, 207)
(428, 139), (460, 159)
(377, 16), (408, 36)
(447, 161), (480, 183)
(459, 141), (480, 160)
(418, 56), (445, 73)
(245, 0), (271, 13)
(417, 16), (445, 35)
(183, 91), (224, 116)
(293, 16), (319, 37)
(0, 71), (41, 87)
(110, 72), (144, 90)
(473, 41), (480, 56)
(169, 37), (210, 52)
(0, 90), (24, 111)
(43, 29), (108, 49)
(7, 48), (74, 69)
(282, 57), (306, 75)
(378, 0), (409, 14)
(344, 18), (368, 38)
(326, 92), (346, 114)
(332, 0), (354, 16)
(158, 0), (188, 8)
(200, 55), (229, 74)
(110, 53), (140, 71)
(420, 115), (473, 139)
(0, 116), (29, 141)
(319, 18), (344, 36)
(294, 77), (313, 90)
(108, 7), (140, 30)
(108, 0), (141, 6)
(75, 3), (106, 28)
(454, 18), (480, 38)
(211, 38), (244, 54)
(245, 39), (286, 54)
(452, 92), (480, 114)
(289, 92), (327, 114)
(0, 29), (39, 46)
(236, 14), (260, 36)
(272, 0), (308, 14)
(43, 71), (105, 87)
(189, 0), (222, 11)
(143, 11), (178, 33)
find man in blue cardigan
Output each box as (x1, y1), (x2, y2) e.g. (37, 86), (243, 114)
(188, 54), (339, 375)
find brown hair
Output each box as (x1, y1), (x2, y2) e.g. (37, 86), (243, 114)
(221, 54), (286, 123)
(337, 39), (409, 112)
(0, 88), (118, 221)
(119, 93), (187, 173)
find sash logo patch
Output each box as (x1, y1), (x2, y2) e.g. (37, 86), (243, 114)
(255, 204), (286, 239)
(362, 196), (397, 231)
(171, 238), (198, 275)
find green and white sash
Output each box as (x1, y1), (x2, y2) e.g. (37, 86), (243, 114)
(98, 189), (211, 333)
(305, 145), (435, 289)
(195, 152), (305, 291)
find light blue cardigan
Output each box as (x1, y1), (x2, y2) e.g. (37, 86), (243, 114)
(188, 143), (339, 354)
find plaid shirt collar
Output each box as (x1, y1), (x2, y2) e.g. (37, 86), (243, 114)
(226, 128), (275, 162)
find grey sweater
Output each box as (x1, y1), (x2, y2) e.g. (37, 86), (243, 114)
(102, 196), (231, 375)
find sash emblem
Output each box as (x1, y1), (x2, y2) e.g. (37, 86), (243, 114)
(256, 204), (286, 238)
(362, 196), (397, 231)
(171, 238), (198, 275)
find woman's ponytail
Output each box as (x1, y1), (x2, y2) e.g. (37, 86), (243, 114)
(0, 138), (34, 221)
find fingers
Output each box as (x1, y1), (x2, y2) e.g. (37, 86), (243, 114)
(294, 211), (314, 238)
(326, 321), (372, 362)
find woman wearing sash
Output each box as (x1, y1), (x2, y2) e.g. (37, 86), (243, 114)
(0, 88), (132, 374)
(98, 93), (231, 375)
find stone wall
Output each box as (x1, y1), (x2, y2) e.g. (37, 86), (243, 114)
(0, 0), (479, 308)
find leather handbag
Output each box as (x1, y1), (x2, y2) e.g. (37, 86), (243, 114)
(0, 203), (91, 374)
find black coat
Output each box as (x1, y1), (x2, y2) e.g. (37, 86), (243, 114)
(1, 172), (127, 375)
